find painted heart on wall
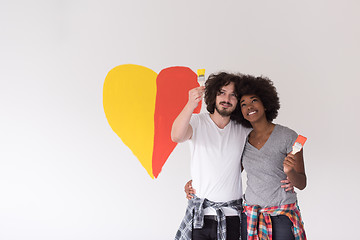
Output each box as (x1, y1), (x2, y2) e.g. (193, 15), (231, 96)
(103, 64), (201, 178)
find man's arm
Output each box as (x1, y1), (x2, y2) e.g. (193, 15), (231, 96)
(171, 86), (204, 143)
(184, 178), (295, 200)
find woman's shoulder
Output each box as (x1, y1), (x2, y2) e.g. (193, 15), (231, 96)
(274, 124), (298, 139)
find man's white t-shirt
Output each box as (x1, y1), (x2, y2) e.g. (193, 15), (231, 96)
(189, 113), (251, 216)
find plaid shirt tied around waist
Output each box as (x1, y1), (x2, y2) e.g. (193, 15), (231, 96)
(243, 201), (306, 240)
(175, 195), (243, 240)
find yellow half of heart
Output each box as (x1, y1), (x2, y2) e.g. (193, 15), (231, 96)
(103, 64), (157, 178)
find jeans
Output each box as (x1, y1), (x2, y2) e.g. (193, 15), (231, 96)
(242, 213), (295, 240)
(192, 213), (248, 240)
(192, 213), (295, 240)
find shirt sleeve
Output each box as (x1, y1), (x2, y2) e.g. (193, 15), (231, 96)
(285, 127), (299, 154)
(189, 113), (200, 130)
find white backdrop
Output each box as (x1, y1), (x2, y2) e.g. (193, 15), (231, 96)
(1, 0), (359, 239)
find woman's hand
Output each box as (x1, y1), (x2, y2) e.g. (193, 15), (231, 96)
(280, 177), (294, 192)
(283, 153), (296, 174)
(184, 180), (196, 200)
(283, 150), (307, 190)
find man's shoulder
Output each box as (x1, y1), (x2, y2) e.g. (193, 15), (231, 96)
(190, 113), (209, 130)
(191, 112), (209, 121)
(231, 120), (252, 133)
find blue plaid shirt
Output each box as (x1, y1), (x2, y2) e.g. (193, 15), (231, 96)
(175, 195), (243, 240)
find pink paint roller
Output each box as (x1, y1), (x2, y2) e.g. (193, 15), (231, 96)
(291, 135), (307, 154)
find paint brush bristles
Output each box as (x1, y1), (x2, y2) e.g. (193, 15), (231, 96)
(197, 69), (205, 87)
(291, 135), (307, 154)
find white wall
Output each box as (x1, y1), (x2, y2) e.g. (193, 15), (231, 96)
(1, 0), (359, 239)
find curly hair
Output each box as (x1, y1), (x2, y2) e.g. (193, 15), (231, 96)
(204, 72), (243, 122)
(236, 75), (280, 128)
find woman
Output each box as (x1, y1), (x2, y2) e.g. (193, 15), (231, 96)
(186, 75), (307, 240)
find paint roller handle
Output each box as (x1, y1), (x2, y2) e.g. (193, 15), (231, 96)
(198, 76), (205, 87)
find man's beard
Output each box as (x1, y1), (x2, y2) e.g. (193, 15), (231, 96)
(215, 102), (233, 117)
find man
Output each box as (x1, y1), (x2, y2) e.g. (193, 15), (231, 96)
(172, 72), (250, 240)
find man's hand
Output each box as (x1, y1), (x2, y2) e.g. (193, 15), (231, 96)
(187, 86), (205, 110)
(171, 86), (205, 143)
(184, 180), (196, 200)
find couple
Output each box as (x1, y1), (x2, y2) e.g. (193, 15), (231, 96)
(172, 72), (306, 240)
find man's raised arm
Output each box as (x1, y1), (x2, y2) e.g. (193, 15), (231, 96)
(171, 86), (204, 143)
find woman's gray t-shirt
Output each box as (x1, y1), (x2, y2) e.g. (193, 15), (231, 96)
(242, 124), (298, 208)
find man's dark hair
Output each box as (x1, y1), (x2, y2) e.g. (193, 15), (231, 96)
(204, 72), (243, 123)
(237, 75), (280, 128)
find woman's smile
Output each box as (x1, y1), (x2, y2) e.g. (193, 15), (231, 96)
(248, 110), (257, 116)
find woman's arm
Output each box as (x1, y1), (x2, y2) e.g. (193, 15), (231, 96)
(184, 180), (195, 199)
(183, 177), (295, 200)
(283, 149), (307, 190)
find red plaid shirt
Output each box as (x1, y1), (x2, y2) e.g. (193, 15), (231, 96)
(243, 201), (306, 240)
